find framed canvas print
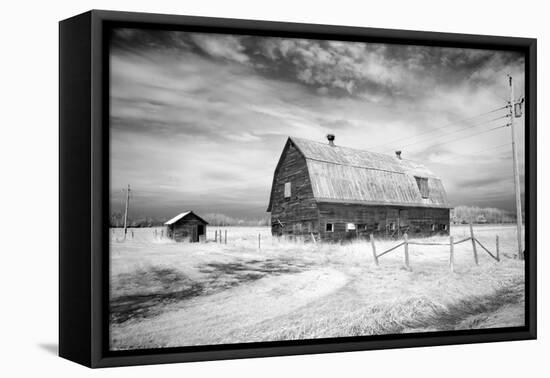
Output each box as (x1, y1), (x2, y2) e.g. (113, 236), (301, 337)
(59, 10), (537, 368)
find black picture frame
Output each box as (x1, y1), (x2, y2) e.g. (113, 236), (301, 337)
(59, 9), (537, 368)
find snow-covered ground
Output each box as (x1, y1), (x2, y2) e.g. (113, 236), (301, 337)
(109, 225), (525, 350)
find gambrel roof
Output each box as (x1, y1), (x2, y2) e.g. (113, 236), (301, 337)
(267, 137), (451, 211)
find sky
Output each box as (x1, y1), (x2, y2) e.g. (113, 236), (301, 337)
(109, 28), (526, 220)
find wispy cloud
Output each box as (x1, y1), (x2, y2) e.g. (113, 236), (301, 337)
(190, 34), (250, 63)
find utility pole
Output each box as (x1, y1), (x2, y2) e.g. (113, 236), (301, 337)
(123, 184), (131, 241)
(508, 75), (523, 260)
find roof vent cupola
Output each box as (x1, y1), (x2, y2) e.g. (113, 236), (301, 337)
(327, 134), (335, 146)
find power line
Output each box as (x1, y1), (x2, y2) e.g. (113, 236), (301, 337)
(403, 123), (511, 155)
(384, 114), (509, 152)
(369, 105), (509, 151)
(430, 142), (511, 164)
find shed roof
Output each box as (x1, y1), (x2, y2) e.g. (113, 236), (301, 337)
(268, 137), (451, 210)
(164, 211), (209, 225)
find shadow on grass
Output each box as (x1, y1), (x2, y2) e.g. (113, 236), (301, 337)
(110, 267), (205, 324)
(110, 258), (312, 325)
(200, 258), (310, 277)
(198, 258), (312, 291)
(110, 283), (204, 324)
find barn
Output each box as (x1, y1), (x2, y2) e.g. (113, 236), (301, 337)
(267, 135), (452, 241)
(164, 211), (208, 242)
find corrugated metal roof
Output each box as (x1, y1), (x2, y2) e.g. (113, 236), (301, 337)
(291, 137), (437, 177)
(289, 137), (451, 208)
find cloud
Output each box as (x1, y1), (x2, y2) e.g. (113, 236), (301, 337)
(257, 38), (384, 96)
(190, 34), (249, 63)
(254, 39), (524, 106)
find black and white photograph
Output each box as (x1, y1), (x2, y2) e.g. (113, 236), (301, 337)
(108, 27), (527, 351)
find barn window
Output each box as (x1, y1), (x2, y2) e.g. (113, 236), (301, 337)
(440, 224), (448, 231)
(346, 223), (356, 231)
(415, 176), (429, 198)
(284, 182), (291, 198)
(390, 222), (396, 231)
(431, 224), (436, 231)
(326, 223), (334, 232)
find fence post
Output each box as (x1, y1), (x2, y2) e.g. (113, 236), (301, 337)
(469, 223), (479, 265)
(496, 235), (500, 261)
(404, 233), (410, 270)
(225, 230), (227, 244)
(258, 234), (261, 249)
(370, 233), (379, 266)
(449, 235), (455, 273)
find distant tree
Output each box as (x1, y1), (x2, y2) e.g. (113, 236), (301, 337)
(110, 212), (123, 227)
(451, 206), (514, 224)
(202, 212), (271, 227)
(113, 212), (271, 228)
(203, 213), (237, 226)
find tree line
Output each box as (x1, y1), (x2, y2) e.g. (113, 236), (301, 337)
(451, 206), (517, 224)
(109, 212), (270, 228)
(110, 206), (517, 228)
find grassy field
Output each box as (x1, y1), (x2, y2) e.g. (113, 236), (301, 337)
(109, 224), (525, 350)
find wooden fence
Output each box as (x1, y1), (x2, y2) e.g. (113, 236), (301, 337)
(371, 224), (500, 271)
(214, 229), (228, 244)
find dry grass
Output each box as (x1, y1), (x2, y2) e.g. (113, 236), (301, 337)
(109, 225), (525, 350)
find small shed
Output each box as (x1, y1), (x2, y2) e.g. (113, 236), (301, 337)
(164, 211), (208, 243)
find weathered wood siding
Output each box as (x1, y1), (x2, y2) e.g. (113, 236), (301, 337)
(317, 203), (449, 241)
(270, 141), (319, 236)
(406, 207), (450, 235)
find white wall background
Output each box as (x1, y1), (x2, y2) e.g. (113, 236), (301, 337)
(0, 0), (546, 376)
